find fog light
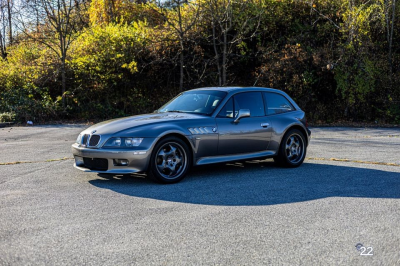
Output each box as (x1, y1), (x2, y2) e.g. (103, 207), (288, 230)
(113, 159), (129, 166)
(75, 156), (84, 166)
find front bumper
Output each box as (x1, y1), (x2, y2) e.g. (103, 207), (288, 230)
(71, 142), (154, 174)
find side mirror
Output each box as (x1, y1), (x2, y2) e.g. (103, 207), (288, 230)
(234, 109), (250, 123)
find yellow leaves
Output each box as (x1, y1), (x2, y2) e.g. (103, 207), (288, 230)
(121, 61), (138, 74)
(89, 0), (150, 26)
(340, 0), (382, 47)
(89, 0), (119, 25)
(70, 23), (143, 84)
(0, 42), (54, 89)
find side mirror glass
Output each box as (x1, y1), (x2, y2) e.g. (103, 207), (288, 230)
(234, 109), (250, 123)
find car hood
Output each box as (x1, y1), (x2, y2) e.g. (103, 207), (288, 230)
(82, 112), (208, 135)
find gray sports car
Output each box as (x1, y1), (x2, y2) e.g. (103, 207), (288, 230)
(72, 87), (311, 183)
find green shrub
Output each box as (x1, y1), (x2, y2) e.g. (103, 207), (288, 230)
(0, 112), (16, 122)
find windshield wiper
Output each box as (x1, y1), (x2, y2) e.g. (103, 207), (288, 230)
(185, 111), (209, 116)
(162, 110), (210, 115)
(164, 110), (185, 113)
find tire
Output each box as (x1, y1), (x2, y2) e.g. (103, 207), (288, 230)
(148, 137), (191, 184)
(274, 129), (306, 167)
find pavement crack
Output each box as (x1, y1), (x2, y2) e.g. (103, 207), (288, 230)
(0, 157), (73, 166)
(306, 157), (400, 167)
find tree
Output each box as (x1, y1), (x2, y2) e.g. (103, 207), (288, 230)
(6, 0), (12, 45)
(0, 1), (7, 58)
(0, 0), (13, 58)
(88, 0), (156, 26)
(205, 0), (262, 86)
(151, 0), (201, 91)
(69, 22), (146, 117)
(383, 0), (397, 77)
(17, 0), (85, 108)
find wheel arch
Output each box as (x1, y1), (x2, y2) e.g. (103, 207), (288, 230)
(147, 132), (193, 183)
(155, 132), (195, 164)
(283, 124), (309, 146)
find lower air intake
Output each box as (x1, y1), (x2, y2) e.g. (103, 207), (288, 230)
(83, 158), (108, 171)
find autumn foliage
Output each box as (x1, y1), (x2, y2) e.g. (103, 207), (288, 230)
(0, 0), (399, 124)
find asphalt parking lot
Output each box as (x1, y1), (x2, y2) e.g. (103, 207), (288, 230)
(1, 125), (399, 265)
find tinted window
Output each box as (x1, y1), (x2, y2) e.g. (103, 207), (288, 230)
(264, 92), (294, 115)
(234, 92), (265, 117)
(217, 97), (234, 118)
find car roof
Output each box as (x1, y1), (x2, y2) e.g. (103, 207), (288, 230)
(187, 87), (284, 94)
(187, 86), (301, 112)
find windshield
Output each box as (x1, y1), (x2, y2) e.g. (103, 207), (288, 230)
(158, 90), (227, 116)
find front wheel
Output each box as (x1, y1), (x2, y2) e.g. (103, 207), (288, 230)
(148, 137), (191, 184)
(274, 129), (306, 167)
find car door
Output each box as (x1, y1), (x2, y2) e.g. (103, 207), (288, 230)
(215, 92), (272, 155)
(263, 91), (299, 151)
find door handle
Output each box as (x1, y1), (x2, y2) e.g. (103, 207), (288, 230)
(261, 123), (270, 128)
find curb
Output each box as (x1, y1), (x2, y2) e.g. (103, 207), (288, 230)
(0, 122), (14, 128)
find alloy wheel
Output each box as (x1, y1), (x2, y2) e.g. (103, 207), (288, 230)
(285, 133), (305, 164)
(155, 142), (187, 180)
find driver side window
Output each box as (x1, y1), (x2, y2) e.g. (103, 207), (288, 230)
(217, 92), (265, 118)
(217, 98), (234, 118)
(234, 92), (265, 117)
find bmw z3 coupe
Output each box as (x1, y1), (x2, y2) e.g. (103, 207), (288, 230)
(72, 87), (311, 183)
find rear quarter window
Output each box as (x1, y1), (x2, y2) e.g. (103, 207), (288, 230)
(264, 92), (295, 115)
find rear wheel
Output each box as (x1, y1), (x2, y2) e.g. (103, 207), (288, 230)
(148, 137), (191, 184)
(274, 129), (306, 167)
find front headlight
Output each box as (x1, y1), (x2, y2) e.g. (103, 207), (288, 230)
(76, 134), (82, 144)
(103, 137), (143, 148)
